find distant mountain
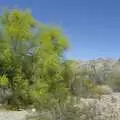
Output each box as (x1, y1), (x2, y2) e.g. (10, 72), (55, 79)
(73, 58), (120, 72)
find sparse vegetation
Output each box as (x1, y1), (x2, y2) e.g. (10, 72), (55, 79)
(0, 8), (120, 120)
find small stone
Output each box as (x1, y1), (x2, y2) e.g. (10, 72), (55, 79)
(32, 108), (36, 112)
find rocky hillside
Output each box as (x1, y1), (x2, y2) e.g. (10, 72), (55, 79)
(75, 58), (120, 72)
(69, 58), (120, 91)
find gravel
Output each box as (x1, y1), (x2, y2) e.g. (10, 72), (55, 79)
(0, 110), (28, 120)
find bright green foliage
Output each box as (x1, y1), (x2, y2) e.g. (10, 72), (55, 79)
(0, 75), (8, 86)
(0, 8), (70, 109)
(10, 68), (30, 107)
(30, 27), (69, 109)
(2, 9), (36, 41)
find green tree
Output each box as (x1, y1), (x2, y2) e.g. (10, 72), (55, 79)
(30, 27), (69, 109)
(0, 8), (70, 109)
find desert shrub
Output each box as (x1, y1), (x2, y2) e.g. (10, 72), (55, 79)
(95, 85), (112, 95)
(8, 74), (30, 109)
(26, 99), (97, 120)
(70, 77), (99, 98)
(107, 76), (120, 92)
